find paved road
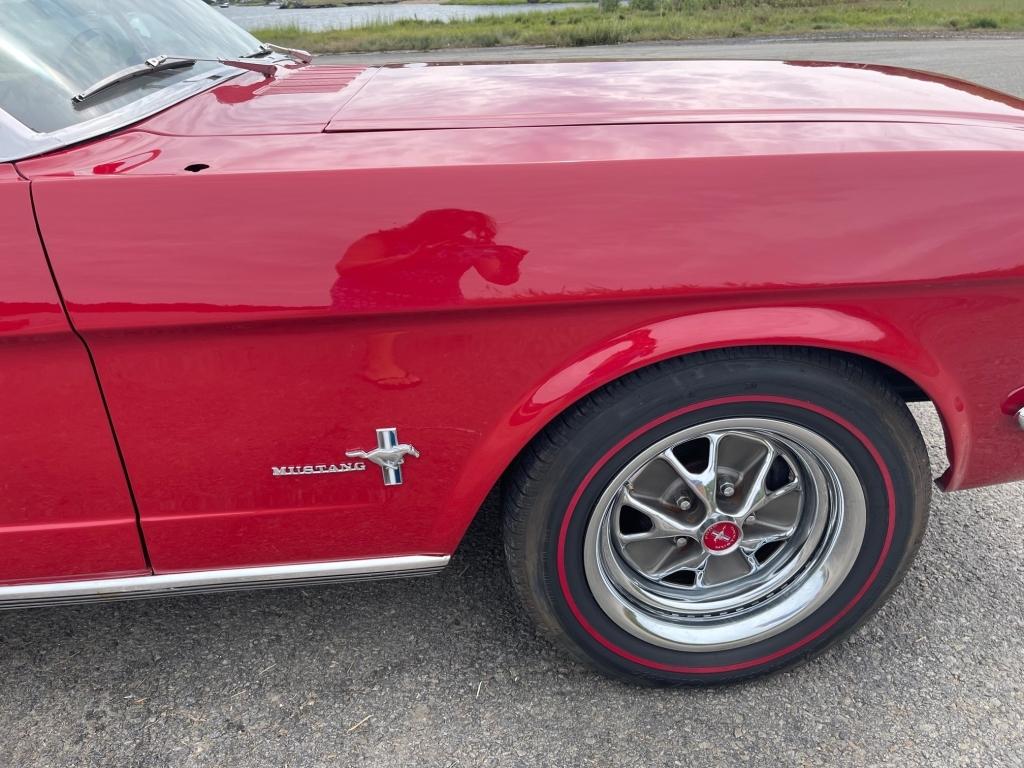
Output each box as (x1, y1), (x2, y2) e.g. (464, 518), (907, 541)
(321, 36), (1024, 95)
(2, 417), (1022, 767)
(3, 39), (1024, 768)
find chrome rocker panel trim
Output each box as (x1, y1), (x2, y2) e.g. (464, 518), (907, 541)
(0, 554), (449, 609)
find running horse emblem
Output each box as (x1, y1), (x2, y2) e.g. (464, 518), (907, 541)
(346, 428), (421, 486)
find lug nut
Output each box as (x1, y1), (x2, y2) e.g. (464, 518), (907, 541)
(676, 496), (693, 511)
(720, 482), (736, 498)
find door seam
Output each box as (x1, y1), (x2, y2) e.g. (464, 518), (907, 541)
(26, 182), (154, 572)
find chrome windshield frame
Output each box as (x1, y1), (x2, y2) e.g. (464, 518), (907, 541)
(0, 61), (252, 164)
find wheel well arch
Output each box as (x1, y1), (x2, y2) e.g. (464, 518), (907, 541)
(503, 343), (938, 476)
(444, 339), (954, 554)
(801, 346), (928, 403)
(441, 302), (967, 554)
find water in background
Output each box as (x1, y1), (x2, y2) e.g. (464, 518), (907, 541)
(221, 3), (585, 31)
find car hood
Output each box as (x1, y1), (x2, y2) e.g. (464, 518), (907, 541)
(139, 65), (373, 136)
(141, 60), (1024, 137)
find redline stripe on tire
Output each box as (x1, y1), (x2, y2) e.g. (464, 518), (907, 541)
(555, 395), (897, 674)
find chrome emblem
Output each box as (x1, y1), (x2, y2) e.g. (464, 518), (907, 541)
(702, 521), (741, 554)
(346, 427), (420, 486)
(271, 462), (366, 477)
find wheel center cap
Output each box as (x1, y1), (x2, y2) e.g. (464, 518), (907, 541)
(703, 521), (741, 553)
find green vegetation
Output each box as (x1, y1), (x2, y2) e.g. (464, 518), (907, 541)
(234, 0), (391, 6)
(277, 0), (401, 8)
(235, 0), (590, 5)
(251, 0), (1024, 54)
(440, 0), (590, 6)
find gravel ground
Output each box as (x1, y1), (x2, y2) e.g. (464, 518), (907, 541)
(1, 405), (1022, 767)
(4, 38), (1024, 768)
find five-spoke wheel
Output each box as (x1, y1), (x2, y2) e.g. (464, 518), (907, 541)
(586, 419), (865, 651)
(504, 350), (930, 685)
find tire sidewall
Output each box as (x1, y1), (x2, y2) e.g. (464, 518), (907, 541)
(533, 359), (925, 683)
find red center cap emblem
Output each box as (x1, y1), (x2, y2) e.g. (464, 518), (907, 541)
(703, 521), (741, 552)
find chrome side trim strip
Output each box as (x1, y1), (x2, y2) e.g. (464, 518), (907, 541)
(0, 554), (449, 610)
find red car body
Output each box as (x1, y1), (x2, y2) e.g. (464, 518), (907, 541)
(4, 59), (1024, 590)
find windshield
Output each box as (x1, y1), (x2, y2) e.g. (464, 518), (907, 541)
(0, 0), (261, 133)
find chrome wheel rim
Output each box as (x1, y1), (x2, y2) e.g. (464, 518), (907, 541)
(583, 417), (866, 651)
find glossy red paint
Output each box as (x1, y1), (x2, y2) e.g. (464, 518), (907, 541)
(1000, 385), (1024, 416)
(141, 65), (370, 137)
(0, 164), (146, 583)
(326, 60), (1024, 131)
(9, 60), (1024, 581)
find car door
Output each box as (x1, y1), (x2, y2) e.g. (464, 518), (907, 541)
(0, 164), (147, 584)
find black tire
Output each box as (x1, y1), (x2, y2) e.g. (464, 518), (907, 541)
(503, 348), (931, 686)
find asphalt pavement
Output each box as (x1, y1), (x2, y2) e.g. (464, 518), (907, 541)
(320, 36), (1024, 96)
(3, 38), (1024, 768)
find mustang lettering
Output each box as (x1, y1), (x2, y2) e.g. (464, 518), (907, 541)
(271, 463), (367, 477)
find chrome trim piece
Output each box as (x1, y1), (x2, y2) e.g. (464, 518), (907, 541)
(271, 461), (367, 477)
(264, 43), (313, 65)
(1016, 407), (1024, 431)
(346, 427), (420, 487)
(0, 554), (449, 610)
(584, 417), (865, 652)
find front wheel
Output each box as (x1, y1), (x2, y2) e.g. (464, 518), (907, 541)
(503, 349), (931, 685)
